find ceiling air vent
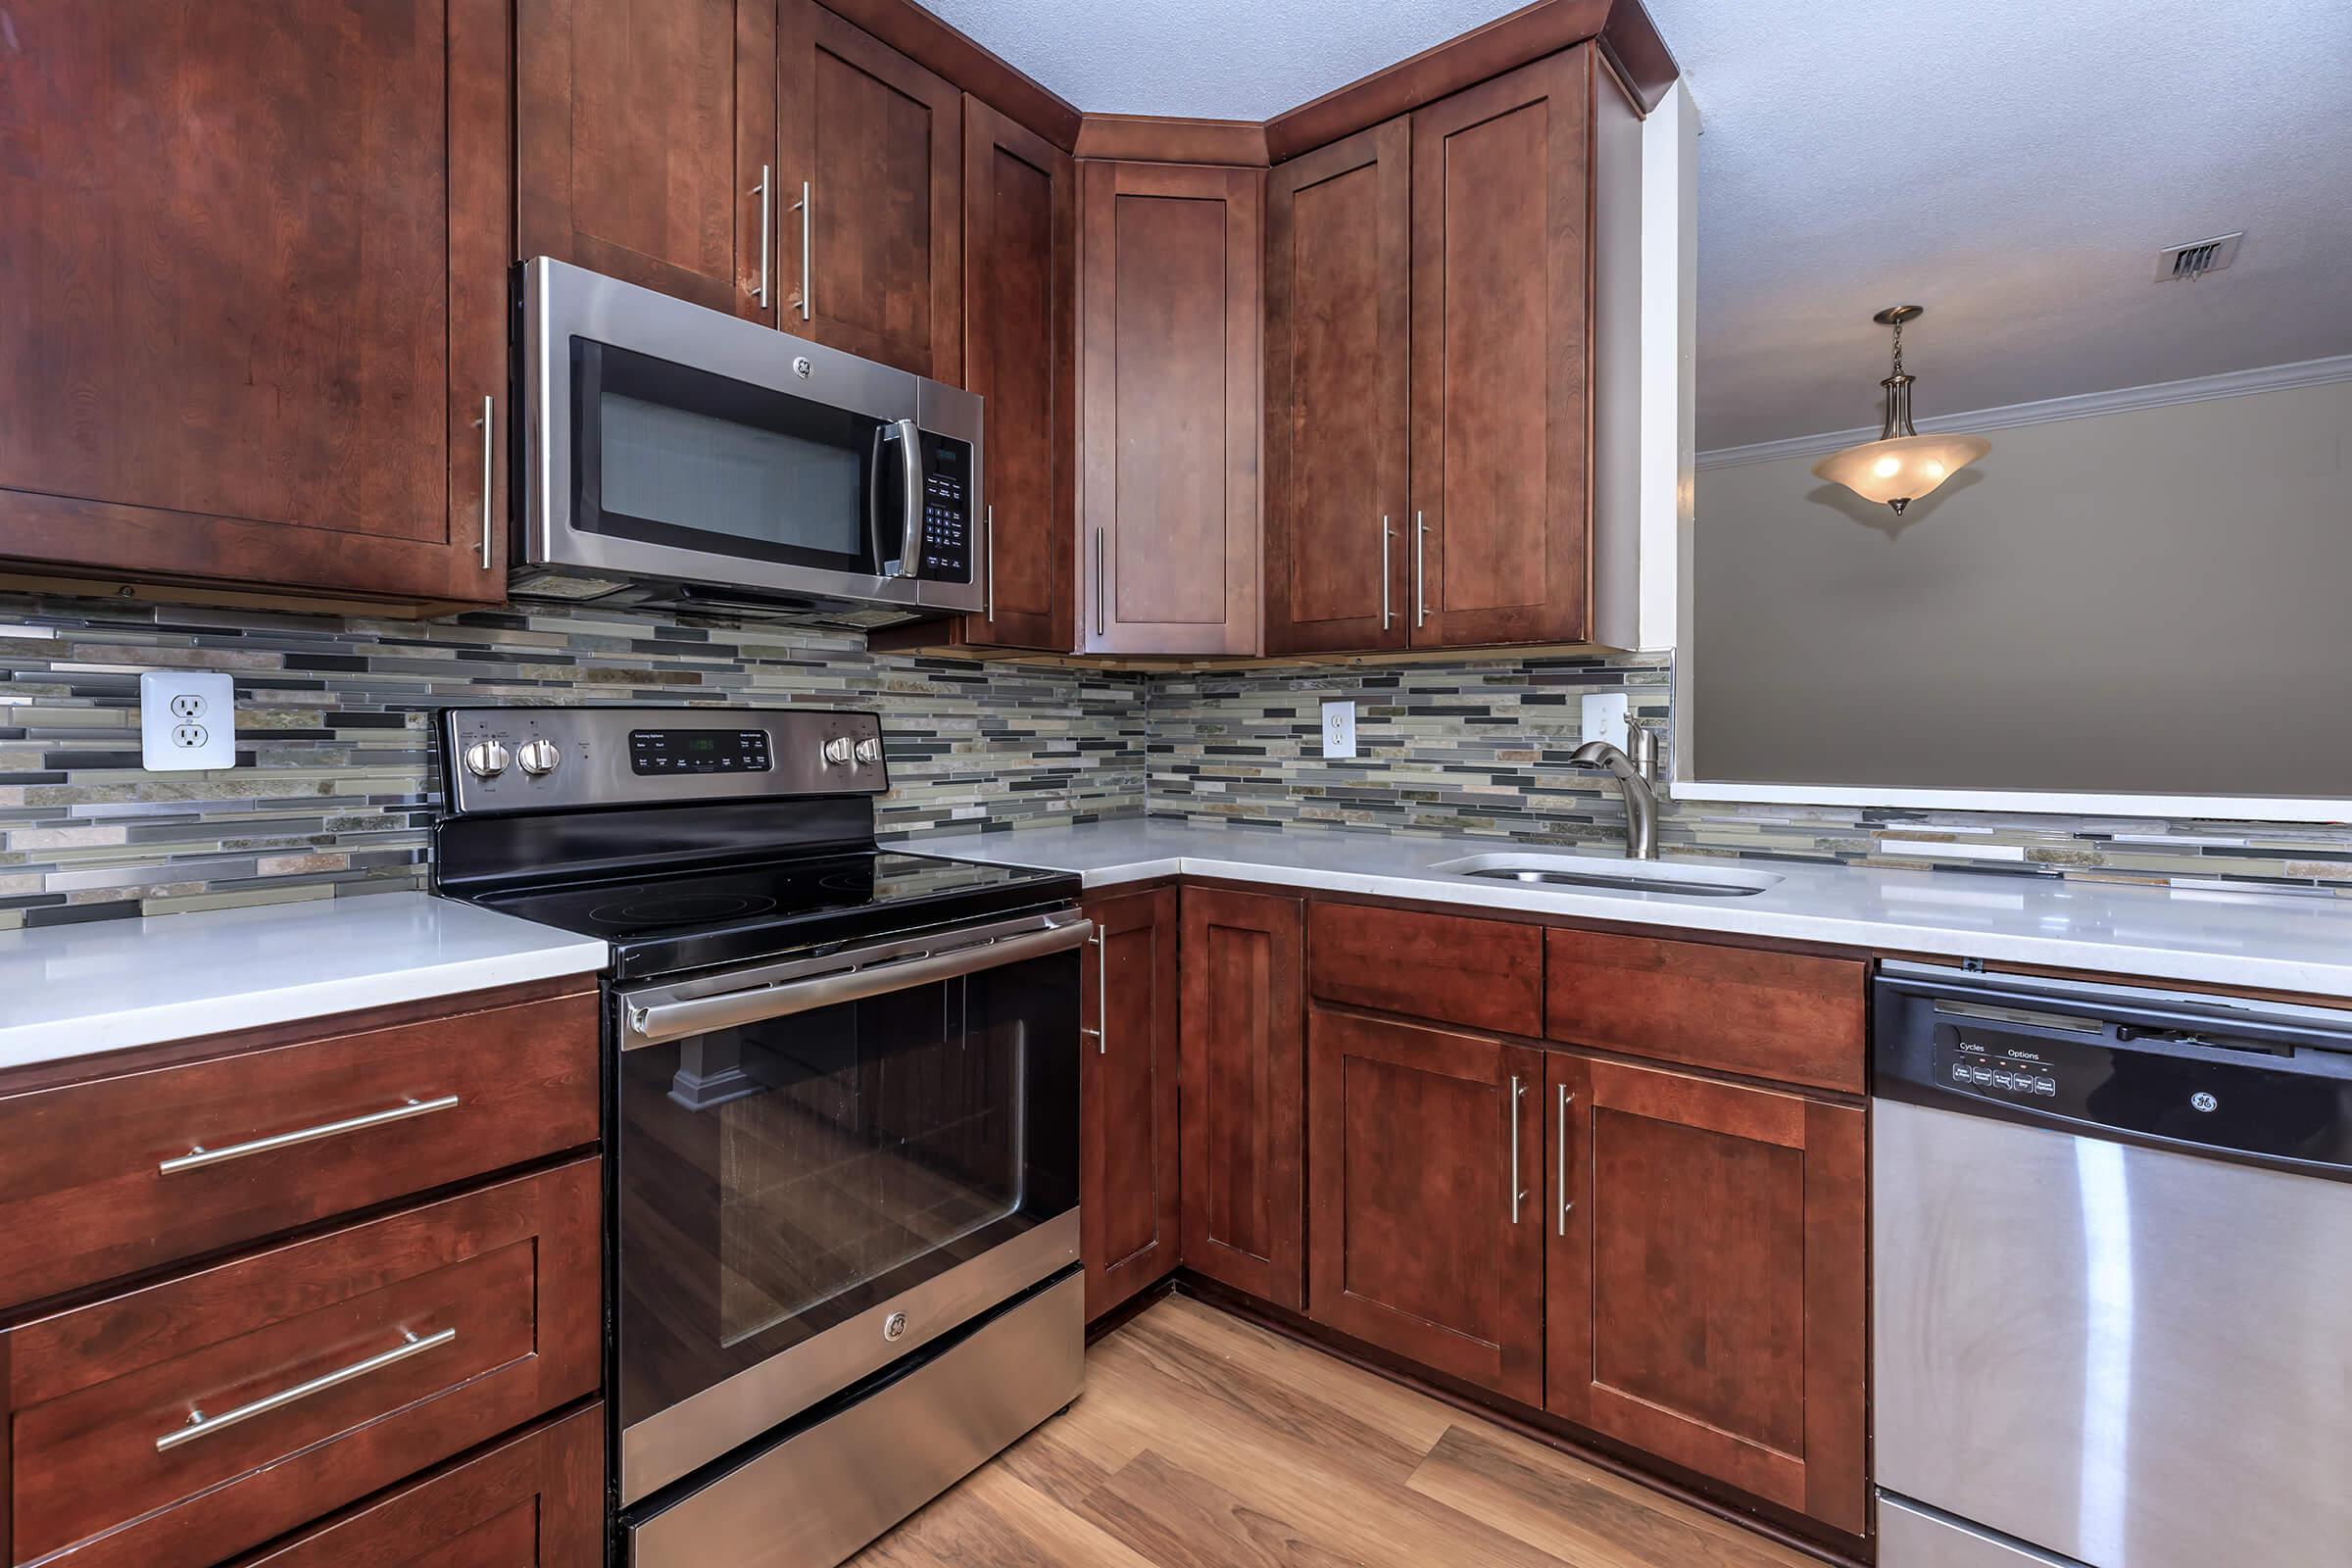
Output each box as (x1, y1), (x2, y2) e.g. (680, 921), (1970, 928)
(2155, 231), (2243, 281)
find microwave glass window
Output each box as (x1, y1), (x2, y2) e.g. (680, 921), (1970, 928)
(599, 393), (862, 556)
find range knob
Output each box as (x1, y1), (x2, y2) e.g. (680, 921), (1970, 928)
(463, 739), (511, 779)
(821, 737), (855, 766)
(516, 738), (563, 777)
(854, 737), (881, 765)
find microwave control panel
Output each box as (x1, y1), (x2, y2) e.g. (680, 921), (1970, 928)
(916, 434), (975, 583)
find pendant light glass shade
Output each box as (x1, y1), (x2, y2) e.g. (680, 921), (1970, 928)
(1812, 306), (1988, 514)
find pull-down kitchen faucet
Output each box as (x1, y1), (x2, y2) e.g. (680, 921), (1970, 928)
(1567, 725), (1660, 860)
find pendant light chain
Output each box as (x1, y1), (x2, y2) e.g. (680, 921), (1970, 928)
(1889, 315), (1905, 379)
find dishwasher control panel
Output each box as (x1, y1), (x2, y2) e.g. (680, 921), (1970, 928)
(1937, 1030), (2065, 1101)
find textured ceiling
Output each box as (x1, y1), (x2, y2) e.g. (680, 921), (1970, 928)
(934, 0), (2352, 447)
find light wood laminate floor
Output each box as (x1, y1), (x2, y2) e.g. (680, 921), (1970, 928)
(848, 1293), (1823, 1568)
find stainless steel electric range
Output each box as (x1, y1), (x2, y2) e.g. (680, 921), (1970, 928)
(431, 706), (1089, 1568)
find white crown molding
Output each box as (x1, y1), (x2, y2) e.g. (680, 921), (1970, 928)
(1695, 352), (2352, 471)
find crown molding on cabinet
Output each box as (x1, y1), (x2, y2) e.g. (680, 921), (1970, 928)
(1693, 352), (2352, 470)
(818, 0), (1084, 149)
(1074, 115), (1269, 168)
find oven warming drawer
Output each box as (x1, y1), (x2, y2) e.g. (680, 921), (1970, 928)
(627, 1270), (1084, 1568)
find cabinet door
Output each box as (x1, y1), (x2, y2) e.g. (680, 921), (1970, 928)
(778, 0), (963, 379)
(518, 0), (776, 319)
(1306, 1008), (1544, 1402)
(1079, 162), (1263, 656)
(1546, 1054), (1868, 1535)
(1080, 887), (1181, 1320)
(1408, 48), (1593, 647)
(960, 96), (1076, 652)
(0, 0), (511, 605)
(1264, 119), (1411, 656)
(1179, 886), (1303, 1308)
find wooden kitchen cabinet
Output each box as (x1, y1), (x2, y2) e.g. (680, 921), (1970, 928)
(1263, 119), (1411, 655)
(1545, 1053), (1868, 1536)
(1081, 886), (1182, 1320)
(1079, 162), (1264, 656)
(0, 0), (512, 607)
(1179, 886), (1303, 1307)
(517, 0), (777, 319)
(777, 0), (964, 379)
(1305, 1007), (1544, 1403)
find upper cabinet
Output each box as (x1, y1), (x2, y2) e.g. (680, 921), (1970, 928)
(0, 0), (513, 608)
(1265, 45), (1642, 655)
(778, 0), (963, 380)
(517, 0), (777, 319)
(1079, 162), (1264, 656)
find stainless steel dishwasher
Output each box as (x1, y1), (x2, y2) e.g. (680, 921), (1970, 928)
(1873, 959), (2352, 1568)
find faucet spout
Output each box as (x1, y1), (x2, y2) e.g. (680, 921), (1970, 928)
(1567, 739), (1660, 861)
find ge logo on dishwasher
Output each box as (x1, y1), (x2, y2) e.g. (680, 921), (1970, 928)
(2189, 1091), (2219, 1113)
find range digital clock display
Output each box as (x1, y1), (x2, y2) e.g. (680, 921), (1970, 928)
(628, 728), (772, 775)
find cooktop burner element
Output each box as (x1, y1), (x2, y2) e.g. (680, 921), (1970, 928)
(588, 893), (779, 929)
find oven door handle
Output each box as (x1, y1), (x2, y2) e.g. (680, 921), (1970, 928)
(619, 914), (1095, 1049)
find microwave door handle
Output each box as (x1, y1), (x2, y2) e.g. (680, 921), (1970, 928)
(619, 916), (1096, 1049)
(894, 417), (922, 579)
(866, 422), (890, 576)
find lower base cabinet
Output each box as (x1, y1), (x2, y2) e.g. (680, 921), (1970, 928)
(1544, 1053), (1869, 1537)
(1081, 886), (1183, 1320)
(231, 1403), (605, 1565)
(1304, 1006), (1544, 1404)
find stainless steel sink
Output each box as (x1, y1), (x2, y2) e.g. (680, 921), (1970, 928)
(1427, 853), (1783, 898)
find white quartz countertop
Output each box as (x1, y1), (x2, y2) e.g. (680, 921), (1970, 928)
(922, 820), (2352, 1001)
(0, 893), (609, 1072)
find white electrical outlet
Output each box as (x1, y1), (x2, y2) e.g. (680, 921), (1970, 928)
(140, 671), (236, 771)
(1321, 699), (1357, 760)
(1580, 692), (1630, 754)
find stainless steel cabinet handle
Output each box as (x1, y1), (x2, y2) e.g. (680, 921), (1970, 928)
(157, 1327), (455, 1452)
(1380, 514), (1393, 630)
(1413, 511), (1427, 628)
(791, 180), (812, 319)
(754, 164), (773, 308)
(1509, 1074), (1525, 1224)
(1080, 928), (1107, 1053)
(478, 395), (495, 569)
(1557, 1085), (1574, 1236)
(159, 1095), (462, 1175)
(1094, 525), (1107, 638)
(984, 505), (996, 621)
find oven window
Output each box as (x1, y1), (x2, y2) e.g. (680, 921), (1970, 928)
(616, 951), (1079, 1430)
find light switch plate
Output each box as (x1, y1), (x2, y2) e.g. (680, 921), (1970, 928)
(1321, 700), (1357, 760)
(1581, 693), (1630, 754)
(140, 670), (236, 771)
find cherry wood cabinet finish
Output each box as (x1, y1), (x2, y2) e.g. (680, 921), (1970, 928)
(1079, 161), (1264, 656)
(1544, 1054), (1867, 1536)
(0, 1159), (601, 1568)
(1307, 900), (1544, 1038)
(1081, 887), (1183, 1321)
(815, 0), (1082, 152)
(777, 0), (964, 379)
(1305, 1007), (1544, 1403)
(1544, 929), (1868, 1096)
(518, 0), (776, 319)
(1178, 886), (1304, 1308)
(1074, 116), (1270, 168)
(229, 1403), (604, 1567)
(958, 97), (1077, 652)
(1263, 120), (1413, 656)
(1407, 48), (1595, 648)
(0, 0), (511, 605)
(0, 991), (599, 1315)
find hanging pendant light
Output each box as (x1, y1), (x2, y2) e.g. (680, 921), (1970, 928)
(1812, 306), (1990, 514)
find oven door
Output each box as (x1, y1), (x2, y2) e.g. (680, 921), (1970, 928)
(612, 910), (1087, 1506)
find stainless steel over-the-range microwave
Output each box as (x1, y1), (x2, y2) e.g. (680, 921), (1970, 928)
(513, 258), (985, 622)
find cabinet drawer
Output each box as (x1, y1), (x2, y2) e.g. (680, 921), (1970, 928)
(3, 1159), (601, 1568)
(0, 990), (599, 1312)
(1544, 930), (1865, 1095)
(1309, 902), (1544, 1037)
(229, 1403), (605, 1567)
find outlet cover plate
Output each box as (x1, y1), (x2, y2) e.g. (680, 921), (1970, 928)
(1581, 693), (1630, 754)
(140, 671), (236, 771)
(1321, 700), (1357, 760)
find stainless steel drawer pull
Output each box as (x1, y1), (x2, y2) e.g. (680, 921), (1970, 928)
(754, 163), (773, 308)
(792, 180), (812, 319)
(159, 1095), (462, 1175)
(1557, 1086), (1574, 1236)
(1380, 514), (1393, 630)
(157, 1327), (456, 1452)
(1509, 1074), (1526, 1223)
(1413, 511), (1427, 628)
(477, 395), (495, 569)
(1081, 928), (1107, 1054)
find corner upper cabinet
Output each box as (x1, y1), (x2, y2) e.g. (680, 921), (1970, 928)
(1264, 120), (1411, 656)
(1079, 162), (1264, 656)
(517, 0), (778, 319)
(777, 0), (963, 380)
(1409, 45), (1639, 648)
(0, 0), (512, 607)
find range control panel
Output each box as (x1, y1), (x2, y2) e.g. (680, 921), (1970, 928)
(915, 434), (974, 583)
(629, 728), (773, 776)
(440, 707), (886, 813)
